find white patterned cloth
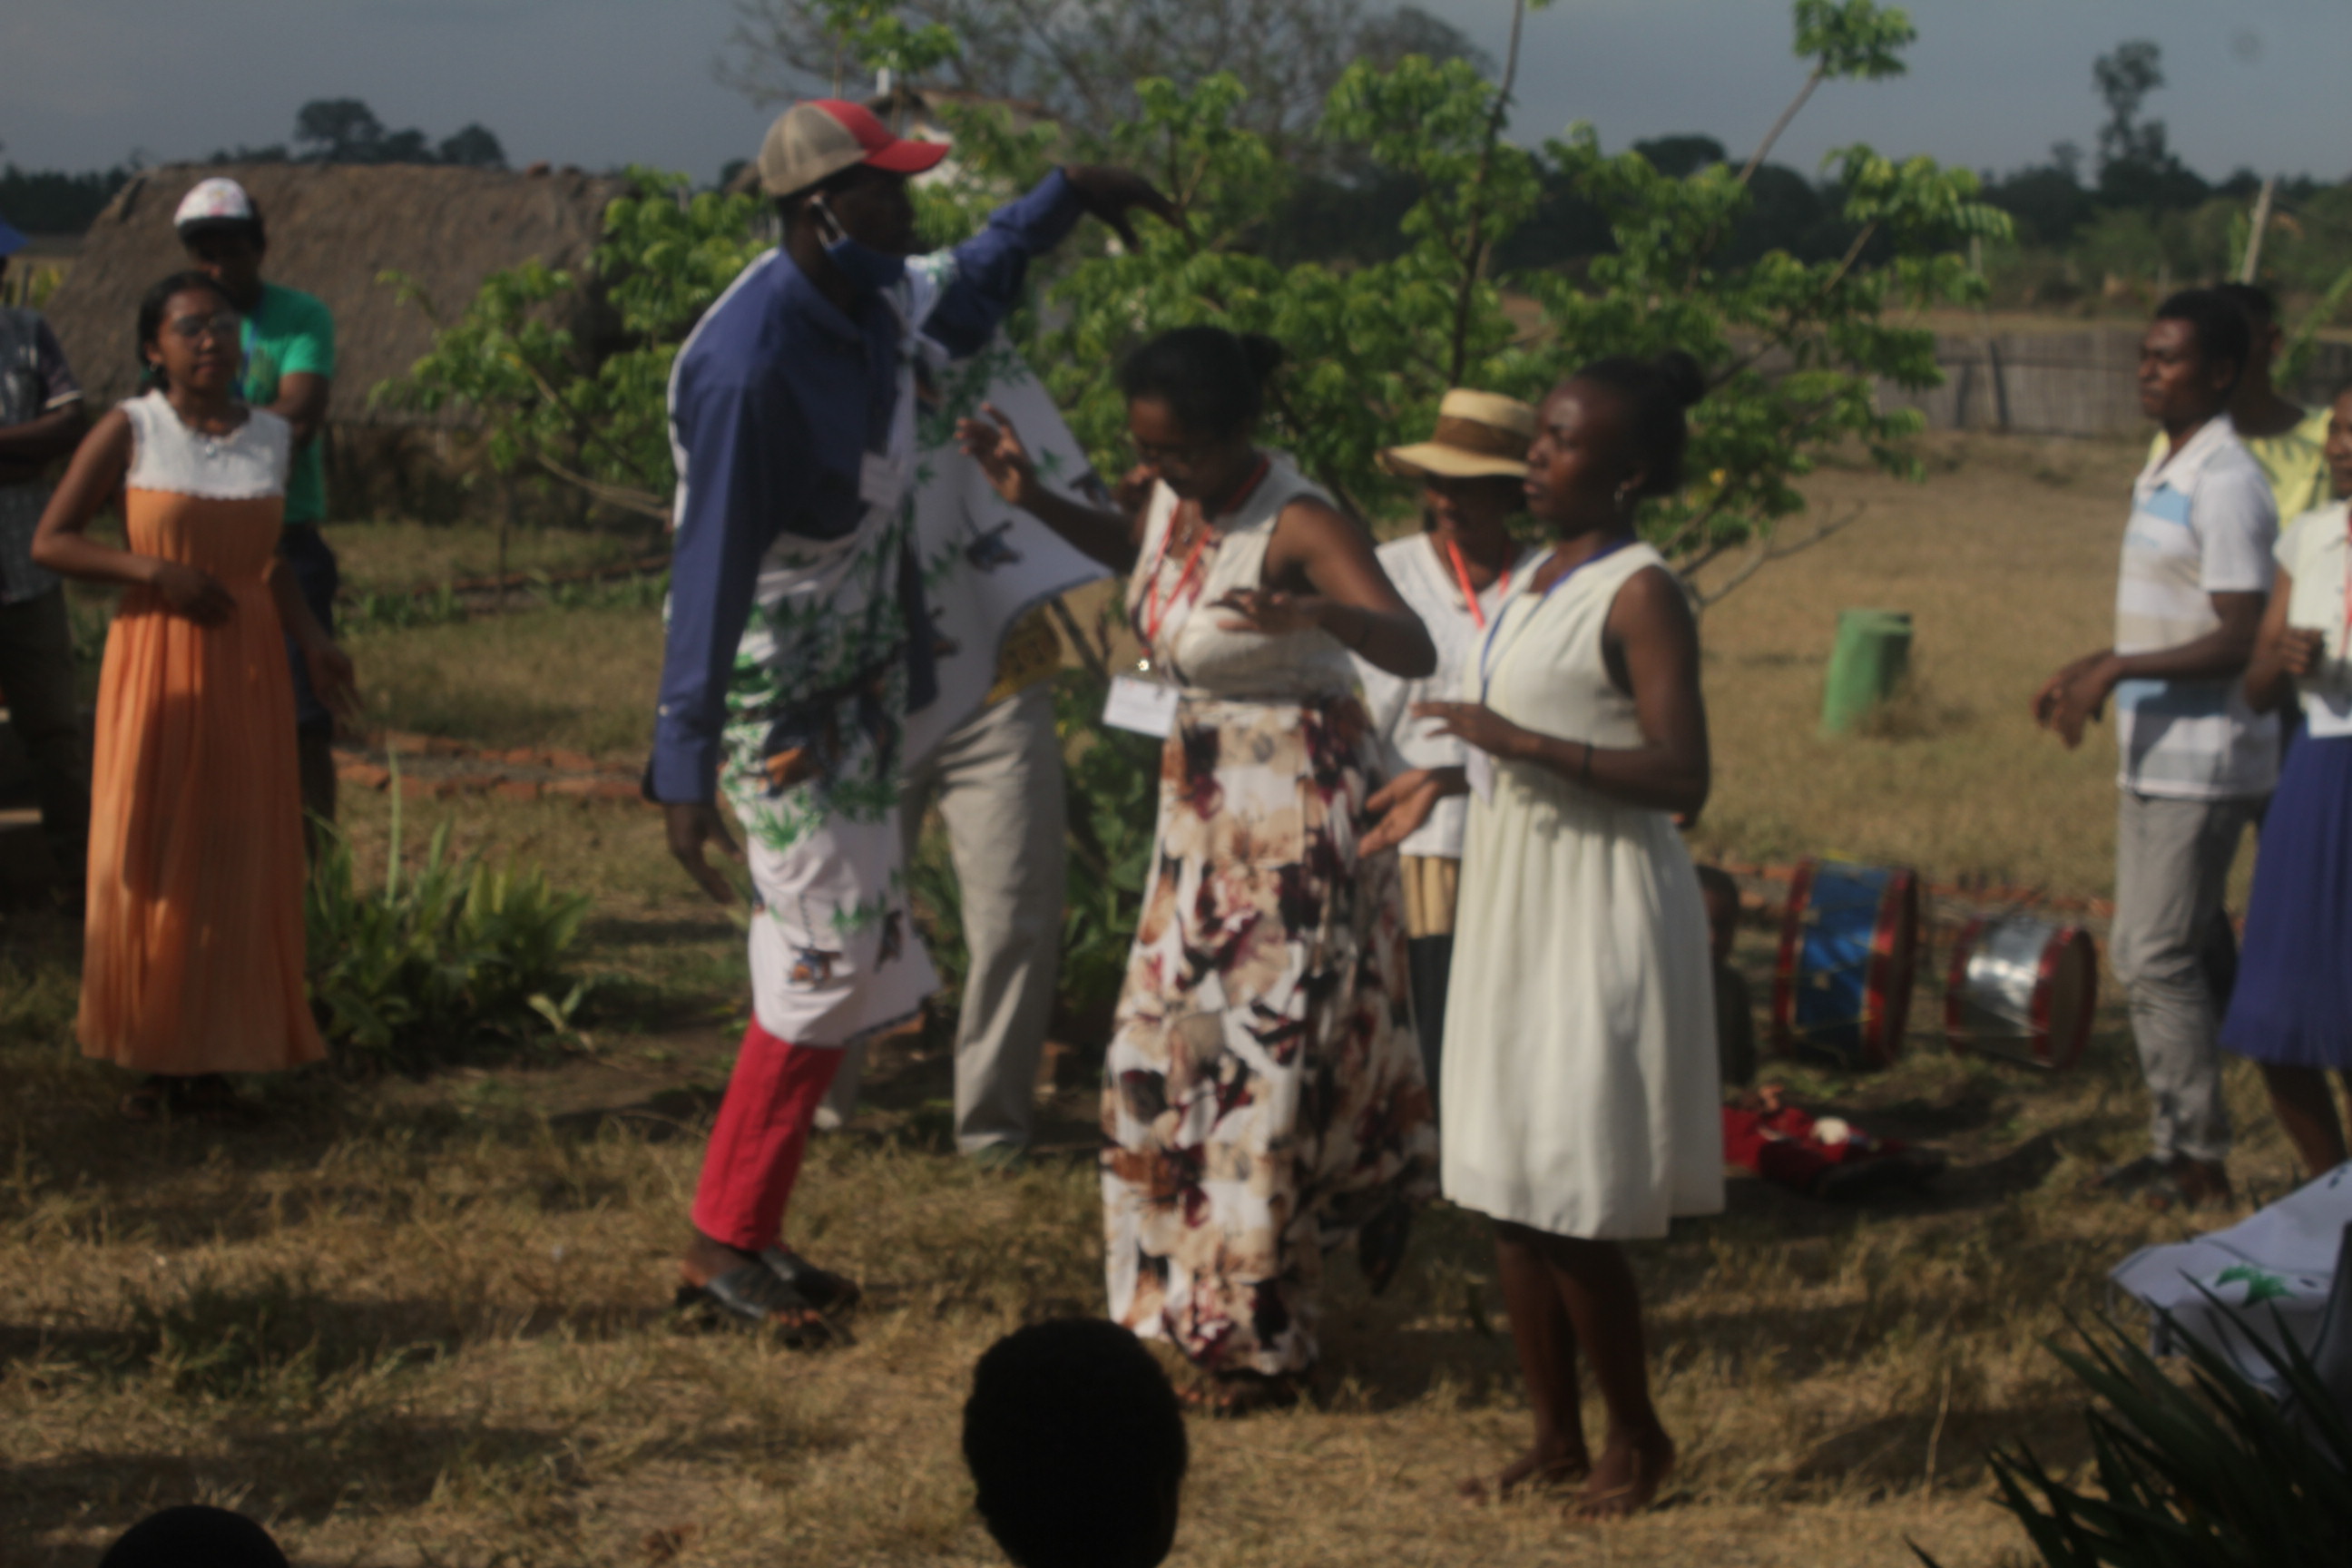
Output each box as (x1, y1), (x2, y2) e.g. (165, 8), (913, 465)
(2112, 1161), (2352, 1396)
(687, 254), (1102, 1046)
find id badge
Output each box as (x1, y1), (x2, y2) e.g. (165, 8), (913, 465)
(1102, 660), (1179, 739)
(858, 452), (905, 512)
(1465, 747), (1495, 805)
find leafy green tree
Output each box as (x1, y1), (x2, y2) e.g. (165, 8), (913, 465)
(1015, 0), (2006, 595)
(401, 0), (2004, 603)
(380, 171), (765, 520)
(436, 124), (507, 170)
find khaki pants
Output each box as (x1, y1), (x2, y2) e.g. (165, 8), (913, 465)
(2109, 789), (2262, 1164)
(822, 682), (1066, 1152)
(1401, 854), (1459, 1112)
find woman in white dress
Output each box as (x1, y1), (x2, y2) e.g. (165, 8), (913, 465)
(1355, 390), (1545, 1101)
(1365, 353), (1722, 1516)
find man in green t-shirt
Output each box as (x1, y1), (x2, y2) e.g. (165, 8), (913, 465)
(2147, 281), (2330, 526)
(175, 177), (340, 837)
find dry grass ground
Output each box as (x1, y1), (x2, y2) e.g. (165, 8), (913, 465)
(1688, 431), (2168, 897)
(0, 436), (2314, 1565)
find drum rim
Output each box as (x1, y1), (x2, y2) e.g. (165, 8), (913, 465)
(1943, 915), (2096, 1071)
(1861, 868), (1918, 1067)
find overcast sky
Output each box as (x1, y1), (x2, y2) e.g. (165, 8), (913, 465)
(4, 0), (2347, 187)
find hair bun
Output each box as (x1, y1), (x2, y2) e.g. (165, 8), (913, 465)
(1653, 349), (1705, 410)
(1239, 333), (1285, 386)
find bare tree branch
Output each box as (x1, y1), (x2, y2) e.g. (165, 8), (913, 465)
(1690, 504), (1866, 607)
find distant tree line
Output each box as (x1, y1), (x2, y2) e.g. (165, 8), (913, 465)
(0, 101), (506, 235)
(1970, 40), (2352, 310)
(204, 99), (508, 172)
(0, 164), (132, 235)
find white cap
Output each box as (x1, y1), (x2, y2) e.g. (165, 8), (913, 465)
(173, 177), (256, 231)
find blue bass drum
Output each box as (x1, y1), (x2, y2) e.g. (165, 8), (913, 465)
(1770, 858), (1920, 1069)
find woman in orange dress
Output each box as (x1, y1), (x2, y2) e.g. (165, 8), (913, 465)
(34, 271), (354, 1119)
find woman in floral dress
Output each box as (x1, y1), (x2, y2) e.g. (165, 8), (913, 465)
(958, 326), (1439, 1409)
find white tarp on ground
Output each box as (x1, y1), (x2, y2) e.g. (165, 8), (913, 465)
(2111, 1161), (2352, 1394)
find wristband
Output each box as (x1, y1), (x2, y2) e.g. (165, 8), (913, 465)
(1579, 741), (1593, 787)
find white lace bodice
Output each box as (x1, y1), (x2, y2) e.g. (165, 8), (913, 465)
(122, 391), (290, 500)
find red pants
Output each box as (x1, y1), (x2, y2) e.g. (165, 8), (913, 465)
(691, 1019), (844, 1252)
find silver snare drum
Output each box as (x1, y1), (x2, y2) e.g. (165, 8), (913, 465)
(1943, 916), (2097, 1071)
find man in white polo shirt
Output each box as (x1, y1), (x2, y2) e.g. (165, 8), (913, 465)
(2034, 288), (2277, 1210)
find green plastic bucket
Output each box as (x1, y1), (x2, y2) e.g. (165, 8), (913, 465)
(1820, 609), (1913, 735)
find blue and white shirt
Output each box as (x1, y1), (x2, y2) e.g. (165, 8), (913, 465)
(2112, 415), (2278, 800)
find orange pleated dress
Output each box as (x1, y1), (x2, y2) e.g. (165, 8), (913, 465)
(78, 391), (326, 1074)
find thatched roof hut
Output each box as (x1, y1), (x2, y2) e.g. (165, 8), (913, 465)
(44, 161), (627, 426)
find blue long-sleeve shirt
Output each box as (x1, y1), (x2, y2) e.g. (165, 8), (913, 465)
(648, 171), (1084, 804)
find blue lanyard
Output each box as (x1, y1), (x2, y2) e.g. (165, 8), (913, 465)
(1477, 537), (1632, 701)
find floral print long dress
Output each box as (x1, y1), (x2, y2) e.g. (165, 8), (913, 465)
(1102, 457), (1437, 1377)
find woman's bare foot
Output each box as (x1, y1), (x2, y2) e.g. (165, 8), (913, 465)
(1459, 1439), (1592, 1502)
(1573, 1429), (1675, 1520)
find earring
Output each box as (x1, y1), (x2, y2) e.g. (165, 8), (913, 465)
(1613, 482), (1636, 511)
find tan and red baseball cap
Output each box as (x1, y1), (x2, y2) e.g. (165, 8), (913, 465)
(757, 99), (949, 199)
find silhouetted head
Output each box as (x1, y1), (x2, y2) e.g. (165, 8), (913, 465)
(102, 1505), (289, 1568)
(963, 1318), (1188, 1568)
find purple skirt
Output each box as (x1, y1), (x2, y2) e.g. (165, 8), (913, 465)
(2220, 728), (2352, 1069)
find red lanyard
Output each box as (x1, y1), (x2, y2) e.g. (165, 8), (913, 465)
(1141, 520), (1213, 652)
(1137, 456), (1269, 653)
(1443, 536), (1512, 631)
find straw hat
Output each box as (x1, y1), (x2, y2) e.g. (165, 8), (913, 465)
(1381, 389), (1538, 480)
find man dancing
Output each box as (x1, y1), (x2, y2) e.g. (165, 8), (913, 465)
(649, 97), (1169, 1332)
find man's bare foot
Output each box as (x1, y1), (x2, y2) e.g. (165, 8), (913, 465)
(1459, 1441), (1592, 1503)
(1573, 1429), (1675, 1520)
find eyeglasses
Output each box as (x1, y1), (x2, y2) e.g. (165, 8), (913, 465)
(1128, 434), (1227, 471)
(163, 310), (242, 343)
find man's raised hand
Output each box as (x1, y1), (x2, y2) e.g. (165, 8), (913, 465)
(1061, 166), (1181, 251)
(956, 403), (1037, 508)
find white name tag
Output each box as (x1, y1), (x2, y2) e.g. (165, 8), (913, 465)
(1102, 673), (1180, 738)
(1465, 747), (1495, 804)
(2306, 686), (2352, 740)
(859, 452), (905, 511)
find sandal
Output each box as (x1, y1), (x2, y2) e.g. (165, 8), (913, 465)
(675, 1263), (853, 1347)
(760, 1247), (863, 1315)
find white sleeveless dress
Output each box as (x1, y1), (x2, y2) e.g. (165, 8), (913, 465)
(1443, 542), (1723, 1239)
(1102, 456), (1437, 1377)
